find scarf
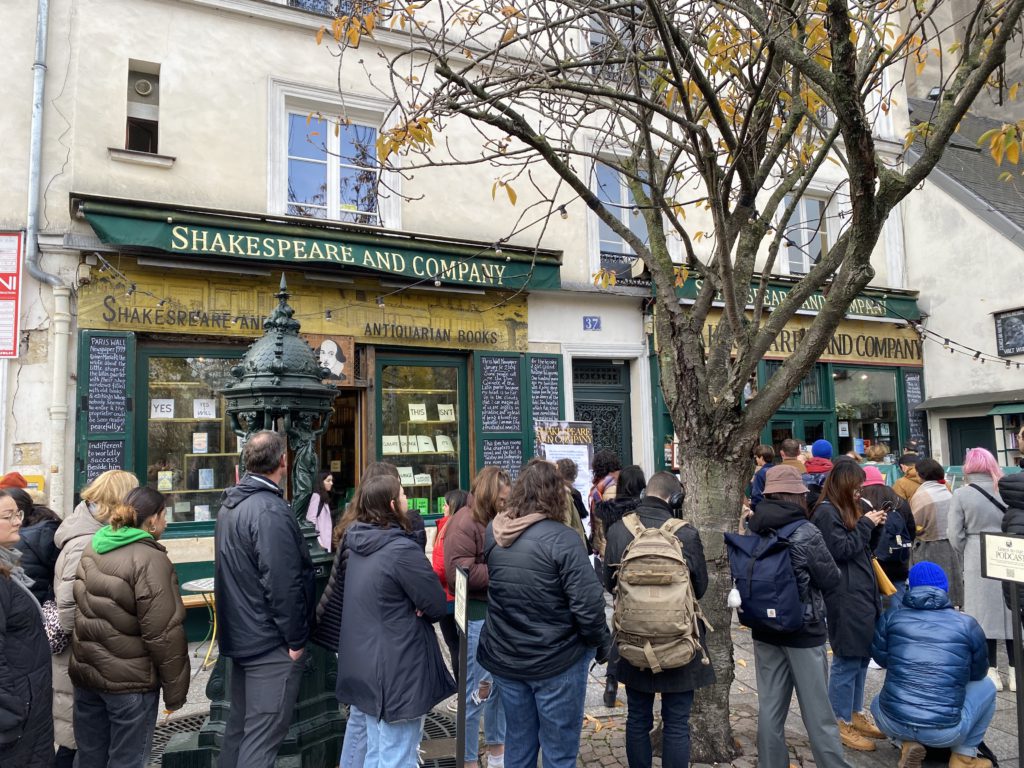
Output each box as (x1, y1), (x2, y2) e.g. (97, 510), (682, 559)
(910, 481), (953, 541)
(0, 545), (34, 589)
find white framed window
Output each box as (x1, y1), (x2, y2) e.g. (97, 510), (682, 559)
(269, 80), (399, 228)
(594, 161), (649, 256)
(781, 195), (828, 275)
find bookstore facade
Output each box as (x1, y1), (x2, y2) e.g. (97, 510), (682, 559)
(72, 197), (564, 564)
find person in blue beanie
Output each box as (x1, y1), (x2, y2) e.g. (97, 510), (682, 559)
(802, 440), (834, 508)
(869, 561), (996, 768)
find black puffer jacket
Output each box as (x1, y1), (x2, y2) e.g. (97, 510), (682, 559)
(480, 512), (609, 681)
(14, 520), (59, 604)
(335, 523), (454, 722)
(998, 473), (1024, 618)
(748, 499), (841, 648)
(812, 500), (883, 658)
(603, 497), (716, 693)
(215, 474), (316, 658)
(0, 569), (53, 766)
(310, 538), (352, 651)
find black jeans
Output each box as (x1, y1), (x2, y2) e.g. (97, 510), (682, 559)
(624, 687), (694, 768)
(74, 688), (159, 768)
(438, 613), (460, 674)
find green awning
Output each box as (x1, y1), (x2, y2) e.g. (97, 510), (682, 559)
(987, 403), (1024, 416)
(76, 198), (562, 292)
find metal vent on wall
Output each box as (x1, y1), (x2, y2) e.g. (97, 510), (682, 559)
(572, 363), (624, 387)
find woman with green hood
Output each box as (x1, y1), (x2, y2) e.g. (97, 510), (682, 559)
(69, 486), (189, 767)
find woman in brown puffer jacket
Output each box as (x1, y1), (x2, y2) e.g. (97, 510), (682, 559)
(70, 486), (189, 768)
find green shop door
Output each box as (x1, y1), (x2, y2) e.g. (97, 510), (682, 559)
(573, 360), (632, 464)
(376, 355), (470, 517)
(948, 416), (996, 464)
(768, 417), (827, 455)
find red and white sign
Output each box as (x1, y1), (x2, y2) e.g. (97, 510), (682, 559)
(0, 233), (23, 358)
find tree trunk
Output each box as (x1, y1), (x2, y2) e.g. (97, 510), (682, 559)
(679, 448), (751, 763)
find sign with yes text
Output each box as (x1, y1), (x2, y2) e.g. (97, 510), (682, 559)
(0, 233), (23, 358)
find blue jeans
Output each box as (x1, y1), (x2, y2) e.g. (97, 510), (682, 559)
(492, 650), (593, 768)
(828, 655), (869, 722)
(624, 688), (695, 768)
(466, 619), (506, 761)
(74, 688), (159, 768)
(364, 713), (425, 768)
(870, 679), (997, 756)
(340, 705), (367, 768)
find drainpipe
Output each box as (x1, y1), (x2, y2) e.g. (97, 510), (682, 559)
(26, 0), (71, 511)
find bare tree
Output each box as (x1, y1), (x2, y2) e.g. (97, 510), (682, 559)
(316, 0), (1024, 758)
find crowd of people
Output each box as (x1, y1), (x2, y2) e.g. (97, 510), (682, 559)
(0, 429), (1021, 768)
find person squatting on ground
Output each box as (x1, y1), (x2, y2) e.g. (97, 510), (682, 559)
(479, 459), (610, 768)
(0, 489), (53, 768)
(444, 467), (509, 768)
(312, 461), (418, 768)
(745, 466), (851, 768)
(334, 475), (455, 768)
(53, 468), (139, 767)
(811, 460), (888, 751)
(214, 431), (316, 768)
(603, 472), (714, 768)
(948, 448), (1017, 692)
(870, 562), (997, 768)
(70, 487), (189, 768)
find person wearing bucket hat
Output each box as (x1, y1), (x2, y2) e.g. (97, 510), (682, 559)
(746, 465), (849, 768)
(869, 561), (996, 768)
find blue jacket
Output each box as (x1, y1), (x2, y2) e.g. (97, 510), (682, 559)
(871, 586), (988, 728)
(335, 523), (455, 722)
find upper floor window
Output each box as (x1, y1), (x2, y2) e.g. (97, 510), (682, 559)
(287, 112), (380, 225)
(782, 196), (828, 275)
(594, 161), (649, 256)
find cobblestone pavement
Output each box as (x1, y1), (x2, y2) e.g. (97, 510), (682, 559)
(576, 620), (1021, 768)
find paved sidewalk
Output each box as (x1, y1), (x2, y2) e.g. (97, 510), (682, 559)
(576, 619), (1021, 768)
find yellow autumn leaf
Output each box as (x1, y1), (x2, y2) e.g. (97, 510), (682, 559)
(501, 26), (516, 43)
(737, 658), (747, 668)
(1006, 139), (1020, 165)
(504, 183), (517, 206)
(1011, 83), (1021, 101)
(315, 26), (326, 45)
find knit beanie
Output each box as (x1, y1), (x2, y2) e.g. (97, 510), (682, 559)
(862, 465), (885, 487)
(811, 439), (833, 460)
(0, 472), (27, 490)
(908, 561), (948, 592)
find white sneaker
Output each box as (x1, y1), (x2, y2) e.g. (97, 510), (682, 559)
(868, 658), (882, 670)
(1010, 671), (1017, 692)
(986, 667), (1003, 692)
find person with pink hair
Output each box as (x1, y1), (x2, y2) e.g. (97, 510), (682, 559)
(949, 448), (1016, 691)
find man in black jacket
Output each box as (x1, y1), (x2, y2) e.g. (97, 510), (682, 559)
(215, 430), (315, 768)
(603, 472), (715, 768)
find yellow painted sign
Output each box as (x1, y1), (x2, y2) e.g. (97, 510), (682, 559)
(77, 258), (529, 351)
(700, 310), (922, 366)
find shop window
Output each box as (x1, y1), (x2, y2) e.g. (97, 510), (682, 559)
(144, 355), (241, 523)
(126, 64), (160, 154)
(378, 361), (464, 516)
(286, 112), (380, 225)
(833, 367), (898, 457)
(594, 161), (649, 257)
(765, 360), (826, 410)
(781, 195), (828, 275)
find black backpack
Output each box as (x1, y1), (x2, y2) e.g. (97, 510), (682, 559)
(873, 507), (913, 565)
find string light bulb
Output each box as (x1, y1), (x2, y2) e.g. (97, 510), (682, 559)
(376, 296), (385, 308)
(632, 206), (640, 217)
(943, 338), (950, 350)
(558, 205), (568, 220)
(325, 309), (332, 320)
(434, 278), (441, 287)
(973, 351), (981, 361)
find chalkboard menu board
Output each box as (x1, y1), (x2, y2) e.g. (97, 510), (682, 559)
(85, 440), (125, 483)
(903, 370), (927, 450)
(87, 335), (129, 433)
(530, 357), (560, 422)
(483, 439), (523, 480)
(480, 356), (521, 433)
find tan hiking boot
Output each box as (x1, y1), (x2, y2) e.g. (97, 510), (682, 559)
(837, 720), (876, 751)
(949, 753), (993, 768)
(852, 710), (886, 739)
(899, 741), (926, 768)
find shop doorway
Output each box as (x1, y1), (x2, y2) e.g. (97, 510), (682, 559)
(948, 416), (996, 465)
(320, 391), (361, 515)
(573, 360), (632, 464)
(768, 417), (827, 455)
